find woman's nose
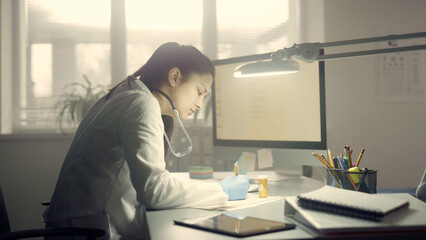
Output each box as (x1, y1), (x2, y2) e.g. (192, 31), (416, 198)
(196, 100), (203, 110)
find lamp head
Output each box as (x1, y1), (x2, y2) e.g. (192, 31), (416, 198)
(234, 58), (299, 78)
(233, 43), (320, 78)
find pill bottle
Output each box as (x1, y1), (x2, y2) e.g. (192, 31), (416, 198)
(258, 175), (268, 198)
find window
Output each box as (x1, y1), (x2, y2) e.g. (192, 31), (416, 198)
(1, 0), (293, 134)
(125, 0), (203, 73)
(216, 0), (290, 59)
(9, 0), (111, 133)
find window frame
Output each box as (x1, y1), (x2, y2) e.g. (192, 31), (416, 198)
(1, 0), (297, 136)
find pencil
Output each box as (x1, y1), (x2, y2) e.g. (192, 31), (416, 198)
(321, 153), (335, 170)
(312, 152), (331, 168)
(355, 148), (365, 167)
(328, 149), (335, 168)
(313, 152), (341, 188)
(316, 152), (343, 188)
(312, 152), (326, 166)
(348, 147), (353, 167)
(320, 154), (327, 162)
(234, 161), (239, 176)
(347, 172), (358, 190)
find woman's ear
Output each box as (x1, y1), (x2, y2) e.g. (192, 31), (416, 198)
(168, 68), (181, 87)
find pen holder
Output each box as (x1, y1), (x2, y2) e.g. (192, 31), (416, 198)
(326, 169), (377, 193)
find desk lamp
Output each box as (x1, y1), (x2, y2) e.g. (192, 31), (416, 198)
(234, 32), (426, 78)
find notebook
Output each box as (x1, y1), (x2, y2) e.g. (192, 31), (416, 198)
(284, 193), (426, 236)
(296, 186), (409, 221)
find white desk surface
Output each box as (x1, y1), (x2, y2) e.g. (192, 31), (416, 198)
(145, 171), (325, 240)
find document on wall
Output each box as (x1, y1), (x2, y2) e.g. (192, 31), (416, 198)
(195, 193), (284, 211)
(375, 30), (426, 103)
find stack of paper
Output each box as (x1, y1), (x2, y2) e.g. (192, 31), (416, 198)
(284, 186), (426, 236)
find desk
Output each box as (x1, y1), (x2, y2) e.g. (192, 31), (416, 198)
(146, 172), (426, 240)
(146, 172), (325, 240)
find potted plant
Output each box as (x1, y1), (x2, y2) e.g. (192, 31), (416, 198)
(54, 74), (106, 133)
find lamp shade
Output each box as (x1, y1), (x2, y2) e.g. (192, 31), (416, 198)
(234, 59), (300, 78)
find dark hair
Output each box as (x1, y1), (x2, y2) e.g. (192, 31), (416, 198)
(132, 42), (215, 86)
(107, 42), (215, 156)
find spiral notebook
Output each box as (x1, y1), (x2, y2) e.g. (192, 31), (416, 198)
(284, 193), (426, 236)
(296, 186), (409, 221)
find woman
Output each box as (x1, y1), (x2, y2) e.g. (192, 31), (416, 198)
(44, 42), (249, 240)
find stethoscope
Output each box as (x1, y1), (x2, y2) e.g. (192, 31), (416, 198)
(128, 75), (192, 158)
(150, 88), (193, 158)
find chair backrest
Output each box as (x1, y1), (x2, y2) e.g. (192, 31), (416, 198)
(0, 183), (11, 234)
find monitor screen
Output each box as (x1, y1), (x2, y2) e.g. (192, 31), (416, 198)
(212, 52), (326, 150)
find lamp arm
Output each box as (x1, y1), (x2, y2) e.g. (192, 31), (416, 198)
(274, 43), (321, 63)
(278, 31), (426, 63)
(318, 31), (426, 48)
(317, 44), (426, 61)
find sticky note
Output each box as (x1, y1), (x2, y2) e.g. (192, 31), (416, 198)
(189, 166), (213, 179)
(239, 152), (256, 174)
(257, 149), (273, 169)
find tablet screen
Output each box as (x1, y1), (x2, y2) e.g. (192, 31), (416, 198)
(174, 213), (295, 238)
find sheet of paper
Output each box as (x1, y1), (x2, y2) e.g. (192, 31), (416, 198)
(248, 184), (259, 193)
(245, 171), (299, 182)
(194, 193), (284, 211)
(257, 148), (273, 169)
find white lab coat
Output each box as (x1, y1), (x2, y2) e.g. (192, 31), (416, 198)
(43, 79), (228, 239)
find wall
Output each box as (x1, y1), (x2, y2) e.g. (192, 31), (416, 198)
(0, 0), (14, 133)
(0, 136), (72, 231)
(323, 0), (426, 189)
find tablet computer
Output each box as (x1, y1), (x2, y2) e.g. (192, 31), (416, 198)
(174, 213), (295, 238)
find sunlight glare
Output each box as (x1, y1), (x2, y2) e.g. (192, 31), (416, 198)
(33, 0), (110, 27)
(126, 0), (202, 31)
(217, 0), (289, 29)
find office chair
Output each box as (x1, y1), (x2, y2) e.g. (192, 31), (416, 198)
(0, 183), (105, 240)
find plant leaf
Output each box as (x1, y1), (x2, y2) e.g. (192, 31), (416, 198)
(53, 74), (106, 132)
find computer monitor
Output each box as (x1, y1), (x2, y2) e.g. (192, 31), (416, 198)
(212, 52), (326, 177)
